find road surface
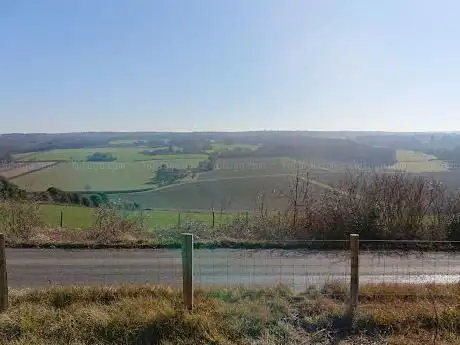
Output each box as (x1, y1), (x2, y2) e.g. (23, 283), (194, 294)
(5, 249), (460, 291)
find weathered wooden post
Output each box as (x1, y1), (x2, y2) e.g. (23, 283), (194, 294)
(182, 233), (193, 310)
(212, 210), (215, 228)
(60, 210), (63, 228)
(349, 234), (359, 315)
(178, 212), (181, 228)
(0, 234), (8, 312)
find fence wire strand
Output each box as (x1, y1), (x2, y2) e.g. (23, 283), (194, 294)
(5, 239), (460, 303)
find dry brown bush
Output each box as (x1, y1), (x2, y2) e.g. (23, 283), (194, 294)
(84, 206), (148, 242)
(314, 170), (457, 240)
(221, 170), (460, 242)
(0, 200), (42, 241)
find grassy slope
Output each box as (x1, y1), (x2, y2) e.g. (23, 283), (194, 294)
(1, 284), (458, 345)
(113, 174), (328, 211)
(12, 157), (206, 192)
(39, 204), (96, 229)
(392, 149), (448, 172)
(38, 204), (237, 229)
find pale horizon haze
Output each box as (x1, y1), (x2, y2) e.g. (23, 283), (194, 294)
(1, 1), (460, 133)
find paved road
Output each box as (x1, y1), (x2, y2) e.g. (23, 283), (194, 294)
(5, 249), (460, 291)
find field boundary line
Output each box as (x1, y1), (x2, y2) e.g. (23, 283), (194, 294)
(129, 173), (339, 194)
(9, 161), (60, 180)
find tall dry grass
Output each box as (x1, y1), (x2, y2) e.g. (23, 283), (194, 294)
(0, 283), (459, 344)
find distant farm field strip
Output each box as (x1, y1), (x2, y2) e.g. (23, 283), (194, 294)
(208, 143), (260, 152)
(0, 161), (57, 179)
(392, 150), (448, 173)
(14, 148), (207, 163)
(12, 157), (205, 192)
(108, 139), (145, 145)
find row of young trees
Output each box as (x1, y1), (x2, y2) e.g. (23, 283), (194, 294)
(44, 187), (109, 207)
(0, 177), (109, 208)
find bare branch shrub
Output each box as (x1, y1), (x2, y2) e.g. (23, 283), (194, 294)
(277, 168), (319, 240)
(313, 170), (456, 240)
(223, 169), (460, 242)
(0, 200), (42, 241)
(85, 206), (147, 242)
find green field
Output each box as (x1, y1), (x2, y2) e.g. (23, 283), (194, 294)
(210, 156), (312, 175)
(14, 147), (207, 163)
(12, 157), (205, 192)
(39, 204), (238, 229)
(392, 149), (448, 172)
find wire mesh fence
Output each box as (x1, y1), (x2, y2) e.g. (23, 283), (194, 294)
(48, 208), (249, 230)
(356, 240), (460, 302)
(193, 248), (350, 293)
(6, 249), (184, 288)
(3, 237), (460, 309)
(360, 242), (460, 286)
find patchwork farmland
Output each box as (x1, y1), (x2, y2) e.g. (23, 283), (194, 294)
(4, 132), (460, 232)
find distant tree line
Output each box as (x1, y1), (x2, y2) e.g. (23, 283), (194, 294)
(0, 151), (12, 163)
(149, 156), (217, 187)
(173, 139), (212, 153)
(196, 156), (216, 172)
(0, 177), (109, 207)
(43, 187), (109, 207)
(150, 164), (190, 186)
(0, 131), (406, 168)
(145, 138), (212, 154)
(423, 147), (460, 169)
(87, 152), (116, 162)
(140, 145), (177, 156)
(205, 138), (397, 167)
(355, 133), (460, 151)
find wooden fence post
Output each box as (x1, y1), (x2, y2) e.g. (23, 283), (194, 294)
(0, 234), (7, 312)
(178, 212), (181, 228)
(60, 210), (63, 228)
(349, 233), (359, 315)
(212, 211), (215, 228)
(182, 233), (193, 310)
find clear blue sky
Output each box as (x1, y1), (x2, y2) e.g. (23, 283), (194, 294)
(1, 0), (459, 133)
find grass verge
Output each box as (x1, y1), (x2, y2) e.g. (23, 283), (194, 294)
(1, 283), (459, 344)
